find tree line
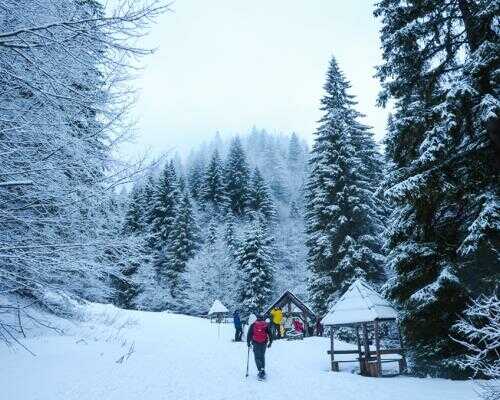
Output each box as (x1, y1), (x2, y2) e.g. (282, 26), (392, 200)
(120, 131), (309, 315)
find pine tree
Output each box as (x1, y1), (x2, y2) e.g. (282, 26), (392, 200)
(141, 174), (157, 226)
(375, 0), (499, 378)
(305, 57), (386, 316)
(188, 157), (206, 203)
(202, 149), (226, 213)
(150, 161), (179, 248)
(123, 184), (144, 234)
(248, 168), (276, 222)
(166, 192), (199, 308)
(224, 137), (250, 216)
(287, 132), (303, 165)
(237, 219), (274, 313)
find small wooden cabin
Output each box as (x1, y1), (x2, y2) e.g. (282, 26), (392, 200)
(321, 279), (407, 377)
(265, 291), (316, 337)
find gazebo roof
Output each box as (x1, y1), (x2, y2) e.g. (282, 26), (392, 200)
(208, 300), (229, 315)
(321, 279), (398, 326)
(265, 290), (316, 318)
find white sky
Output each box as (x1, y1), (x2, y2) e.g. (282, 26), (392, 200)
(123, 1), (388, 158)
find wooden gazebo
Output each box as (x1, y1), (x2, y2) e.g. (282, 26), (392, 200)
(208, 299), (229, 323)
(321, 279), (407, 377)
(266, 290), (316, 337)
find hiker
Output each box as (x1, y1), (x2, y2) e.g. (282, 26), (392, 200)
(247, 314), (273, 379)
(293, 318), (304, 335)
(233, 309), (243, 342)
(269, 306), (283, 339)
(315, 318), (324, 337)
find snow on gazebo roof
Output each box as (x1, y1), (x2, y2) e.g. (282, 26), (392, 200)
(321, 279), (398, 326)
(208, 300), (229, 315)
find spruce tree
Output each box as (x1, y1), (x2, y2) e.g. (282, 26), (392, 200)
(150, 160), (179, 248)
(375, 0), (499, 378)
(287, 132), (303, 165)
(123, 184), (144, 234)
(202, 149), (226, 213)
(305, 57), (386, 316)
(188, 157), (206, 203)
(248, 168), (276, 222)
(141, 174), (157, 226)
(149, 160), (180, 306)
(224, 137), (250, 216)
(166, 192), (199, 308)
(237, 219), (274, 313)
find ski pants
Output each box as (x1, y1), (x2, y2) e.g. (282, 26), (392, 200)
(252, 342), (267, 372)
(235, 326), (243, 341)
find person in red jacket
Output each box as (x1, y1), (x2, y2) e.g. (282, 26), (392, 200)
(247, 314), (273, 379)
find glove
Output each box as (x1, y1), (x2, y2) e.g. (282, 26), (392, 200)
(267, 342), (272, 348)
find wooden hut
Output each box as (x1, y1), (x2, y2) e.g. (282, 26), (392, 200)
(265, 291), (316, 337)
(321, 279), (407, 377)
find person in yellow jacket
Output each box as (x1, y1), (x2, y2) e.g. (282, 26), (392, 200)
(269, 307), (283, 339)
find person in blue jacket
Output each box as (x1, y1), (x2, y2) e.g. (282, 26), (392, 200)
(233, 309), (243, 342)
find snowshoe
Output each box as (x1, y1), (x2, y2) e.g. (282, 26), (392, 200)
(257, 370), (266, 380)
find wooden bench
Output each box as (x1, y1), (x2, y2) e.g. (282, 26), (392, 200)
(327, 349), (406, 375)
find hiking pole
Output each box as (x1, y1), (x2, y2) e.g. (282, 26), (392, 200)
(245, 345), (250, 378)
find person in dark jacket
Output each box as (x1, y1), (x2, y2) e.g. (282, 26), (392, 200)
(247, 314), (273, 379)
(233, 310), (243, 342)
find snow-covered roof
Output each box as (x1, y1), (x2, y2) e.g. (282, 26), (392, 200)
(321, 279), (398, 326)
(208, 300), (229, 315)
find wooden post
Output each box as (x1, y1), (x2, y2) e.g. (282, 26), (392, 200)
(362, 323), (370, 357)
(374, 320), (381, 377)
(303, 311), (308, 337)
(397, 323), (408, 374)
(356, 325), (362, 359)
(361, 323), (370, 376)
(330, 328), (338, 371)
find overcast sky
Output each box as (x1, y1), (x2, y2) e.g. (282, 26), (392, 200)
(122, 1), (388, 159)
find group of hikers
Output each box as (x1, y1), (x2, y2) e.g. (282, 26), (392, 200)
(232, 307), (324, 379)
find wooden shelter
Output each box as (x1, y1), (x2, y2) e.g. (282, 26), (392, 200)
(208, 300), (229, 323)
(266, 291), (316, 337)
(321, 279), (407, 377)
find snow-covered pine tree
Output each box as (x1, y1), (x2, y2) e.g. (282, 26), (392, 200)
(124, 183), (145, 234)
(237, 218), (274, 313)
(202, 149), (226, 214)
(166, 192), (199, 311)
(187, 156), (206, 203)
(305, 56), (386, 316)
(150, 160), (179, 249)
(149, 160), (180, 306)
(375, 0), (499, 378)
(187, 220), (238, 314)
(224, 137), (250, 216)
(248, 168), (276, 223)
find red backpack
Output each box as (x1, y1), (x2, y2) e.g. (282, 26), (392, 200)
(252, 320), (268, 343)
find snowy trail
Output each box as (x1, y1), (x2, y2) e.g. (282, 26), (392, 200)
(1, 305), (478, 400)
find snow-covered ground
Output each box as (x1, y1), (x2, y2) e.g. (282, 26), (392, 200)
(1, 304), (478, 400)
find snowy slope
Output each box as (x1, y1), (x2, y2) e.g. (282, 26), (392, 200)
(0, 304), (478, 400)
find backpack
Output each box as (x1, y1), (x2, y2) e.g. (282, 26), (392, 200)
(252, 320), (268, 343)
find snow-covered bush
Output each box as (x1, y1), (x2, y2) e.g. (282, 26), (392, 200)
(454, 293), (499, 399)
